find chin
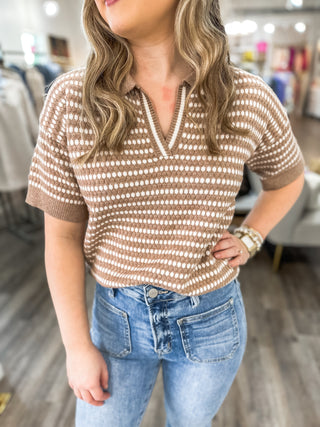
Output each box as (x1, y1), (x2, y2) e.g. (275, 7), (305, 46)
(108, 18), (141, 40)
(108, 23), (132, 39)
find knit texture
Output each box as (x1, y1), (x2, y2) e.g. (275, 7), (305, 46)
(25, 66), (305, 295)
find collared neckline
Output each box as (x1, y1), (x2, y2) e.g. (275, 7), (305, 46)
(120, 67), (196, 96)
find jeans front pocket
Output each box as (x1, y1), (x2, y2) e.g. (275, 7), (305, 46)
(91, 293), (132, 358)
(177, 297), (240, 363)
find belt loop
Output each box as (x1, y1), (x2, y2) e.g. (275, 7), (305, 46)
(109, 287), (116, 298)
(190, 295), (200, 308)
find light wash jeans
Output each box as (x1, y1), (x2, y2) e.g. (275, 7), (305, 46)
(75, 277), (247, 427)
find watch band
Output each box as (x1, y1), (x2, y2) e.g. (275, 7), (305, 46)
(233, 225), (264, 258)
(233, 225), (264, 247)
(234, 232), (258, 257)
(237, 235), (255, 256)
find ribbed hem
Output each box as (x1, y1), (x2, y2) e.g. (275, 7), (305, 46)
(260, 156), (305, 191)
(87, 261), (241, 296)
(25, 187), (89, 222)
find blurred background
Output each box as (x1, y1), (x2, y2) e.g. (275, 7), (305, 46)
(0, 1), (319, 426)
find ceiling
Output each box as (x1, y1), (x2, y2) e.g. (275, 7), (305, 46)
(229, 0), (319, 7)
(224, 0), (320, 15)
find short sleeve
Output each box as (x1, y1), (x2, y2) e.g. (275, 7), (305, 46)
(25, 75), (89, 222)
(245, 80), (305, 191)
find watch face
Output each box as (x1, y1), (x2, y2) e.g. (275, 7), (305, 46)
(241, 235), (255, 250)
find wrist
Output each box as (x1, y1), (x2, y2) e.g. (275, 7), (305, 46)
(233, 224), (264, 258)
(64, 337), (93, 354)
(238, 224), (264, 244)
(237, 237), (251, 257)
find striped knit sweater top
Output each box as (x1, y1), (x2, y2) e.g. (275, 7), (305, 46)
(25, 66), (305, 295)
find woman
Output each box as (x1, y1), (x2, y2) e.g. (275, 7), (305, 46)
(25, 0), (305, 426)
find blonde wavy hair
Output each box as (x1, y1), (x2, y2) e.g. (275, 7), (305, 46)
(74, 0), (250, 166)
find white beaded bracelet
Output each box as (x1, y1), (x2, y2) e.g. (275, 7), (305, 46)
(236, 225), (263, 242)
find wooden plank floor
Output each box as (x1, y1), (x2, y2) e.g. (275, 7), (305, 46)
(0, 225), (319, 427)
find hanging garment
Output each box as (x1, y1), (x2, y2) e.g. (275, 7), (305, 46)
(0, 67), (22, 82)
(288, 47), (295, 72)
(34, 62), (63, 92)
(8, 63), (35, 106)
(25, 67), (45, 117)
(0, 73), (38, 192)
(270, 76), (286, 104)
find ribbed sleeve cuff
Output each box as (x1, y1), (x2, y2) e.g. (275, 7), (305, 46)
(260, 156), (306, 191)
(25, 187), (89, 222)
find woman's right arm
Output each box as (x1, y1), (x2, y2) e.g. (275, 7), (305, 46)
(44, 213), (111, 406)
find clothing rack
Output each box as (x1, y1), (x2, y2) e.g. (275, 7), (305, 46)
(0, 190), (43, 242)
(1, 50), (47, 56)
(0, 47), (44, 241)
(0, 42), (48, 67)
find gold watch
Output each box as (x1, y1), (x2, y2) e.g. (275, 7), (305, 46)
(234, 232), (258, 257)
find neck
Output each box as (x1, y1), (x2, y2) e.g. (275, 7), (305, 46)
(128, 33), (190, 84)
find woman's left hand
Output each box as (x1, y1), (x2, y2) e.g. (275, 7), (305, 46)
(211, 230), (251, 267)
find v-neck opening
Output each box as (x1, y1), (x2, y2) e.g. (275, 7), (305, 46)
(138, 83), (188, 158)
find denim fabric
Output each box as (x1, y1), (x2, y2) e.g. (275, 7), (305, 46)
(75, 277), (247, 427)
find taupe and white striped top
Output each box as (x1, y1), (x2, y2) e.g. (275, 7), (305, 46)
(25, 66), (305, 295)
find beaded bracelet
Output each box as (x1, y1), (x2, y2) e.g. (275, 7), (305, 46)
(234, 224), (264, 243)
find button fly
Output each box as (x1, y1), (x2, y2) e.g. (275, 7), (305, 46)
(148, 288), (158, 298)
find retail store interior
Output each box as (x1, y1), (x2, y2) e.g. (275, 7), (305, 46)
(0, 0), (319, 426)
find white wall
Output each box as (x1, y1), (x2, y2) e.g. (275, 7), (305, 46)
(0, 0), (90, 67)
